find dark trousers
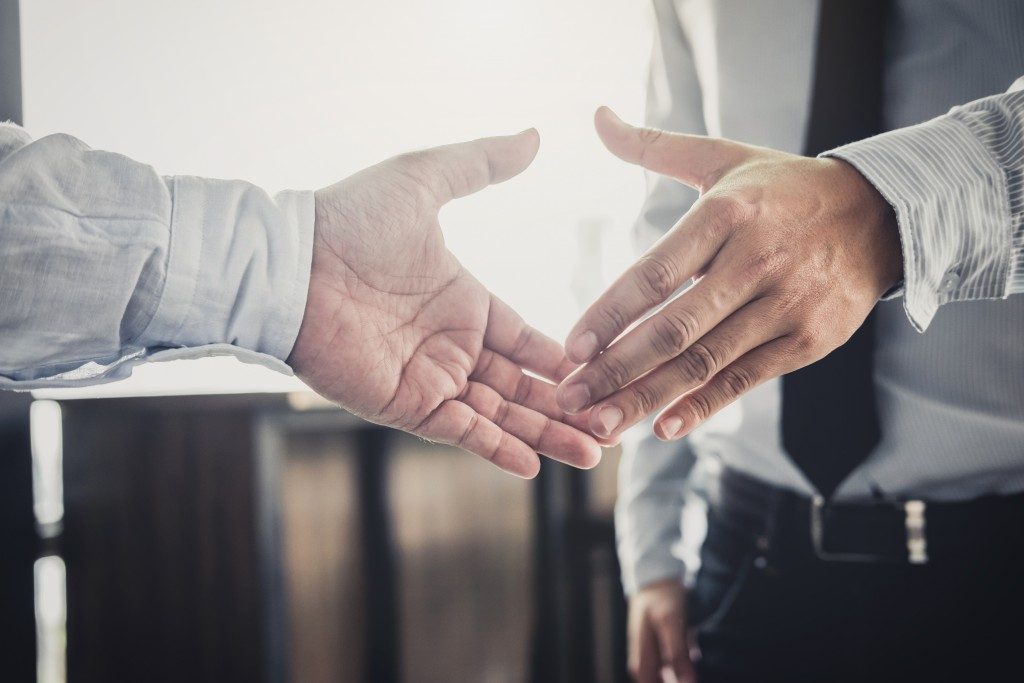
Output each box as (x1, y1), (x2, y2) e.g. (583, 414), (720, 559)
(688, 469), (1024, 682)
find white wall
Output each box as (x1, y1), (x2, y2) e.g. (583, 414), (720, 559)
(23, 0), (651, 396)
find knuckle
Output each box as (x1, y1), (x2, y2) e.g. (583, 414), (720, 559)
(717, 364), (758, 398)
(493, 397), (513, 427)
(596, 353), (632, 391)
(774, 287), (805, 314)
(701, 193), (748, 230)
(456, 413), (481, 450)
(791, 326), (822, 355)
(510, 325), (536, 359)
(636, 254), (680, 301)
(630, 383), (662, 417)
(741, 249), (786, 286)
(392, 150), (427, 173)
(687, 391), (715, 422)
(636, 127), (665, 165)
(597, 304), (629, 337)
(637, 126), (664, 146)
(676, 341), (720, 384)
(650, 311), (695, 356)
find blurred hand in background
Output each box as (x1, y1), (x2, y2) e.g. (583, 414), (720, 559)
(628, 579), (696, 683)
(289, 130), (604, 478)
(557, 107), (901, 442)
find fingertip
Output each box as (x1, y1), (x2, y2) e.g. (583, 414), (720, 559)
(577, 440), (603, 470)
(594, 106), (633, 158)
(593, 105), (622, 128)
(592, 404), (624, 439)
(517, 126), (540, 141)
(555, 380), (591, 414)
(516, 126), (541, 159)
(509, 452), (541, 479)
(655, 416), (684, 441)
(486, 128), (541, 185)
(566, 330), (599, 364)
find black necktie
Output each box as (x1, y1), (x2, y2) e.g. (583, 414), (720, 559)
(781, 0), (889, 498)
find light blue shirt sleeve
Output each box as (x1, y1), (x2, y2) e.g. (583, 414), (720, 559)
(0, 122), (314, 389)
(826, 77), (1024, 331)
(616, 424), (696, 596)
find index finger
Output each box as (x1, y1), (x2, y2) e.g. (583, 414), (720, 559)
(564, 195), (734, 366)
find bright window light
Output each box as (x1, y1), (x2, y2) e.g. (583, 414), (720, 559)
(22, 0), (650, 397)
(30, 400), (64, 535)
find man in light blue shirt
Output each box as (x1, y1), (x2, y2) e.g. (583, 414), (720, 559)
(0, 122), (605, 479)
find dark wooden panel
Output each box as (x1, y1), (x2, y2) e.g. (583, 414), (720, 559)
(0, 393), (36, 682)
(279, 431), (365, 683)
(60, 394), (285, 683)
(388, 438), (533, 683)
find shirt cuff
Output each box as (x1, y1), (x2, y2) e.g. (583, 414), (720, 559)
(619, 552), (686, 597)
(824, 116), (1012, 331)
(137, 177), (315, 365)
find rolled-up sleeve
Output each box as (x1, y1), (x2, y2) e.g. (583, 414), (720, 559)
(0, 122), (313, 389)
(825, 77), (1024, 331)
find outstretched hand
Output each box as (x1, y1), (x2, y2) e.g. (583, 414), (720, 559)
(557, 107), (902, 442)
(289, 130), (603, 478)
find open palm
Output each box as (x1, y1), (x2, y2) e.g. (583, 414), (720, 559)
(288, 131), (602, 477)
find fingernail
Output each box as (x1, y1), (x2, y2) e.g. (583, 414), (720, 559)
(558, 382), (591, 413)
(659, 416), (684, 440)
(568, 331), (599, 362)
(595, 405), (623, 437)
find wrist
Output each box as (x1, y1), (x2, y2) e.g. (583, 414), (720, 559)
(829, 158), (903, 296)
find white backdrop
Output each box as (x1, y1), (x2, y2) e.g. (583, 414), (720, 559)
(23, 0), (651, 396)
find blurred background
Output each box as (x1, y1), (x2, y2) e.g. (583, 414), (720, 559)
(0, 0), (653, 681)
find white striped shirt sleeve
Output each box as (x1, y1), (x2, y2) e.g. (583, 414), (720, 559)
(825, 77), (1024, 331)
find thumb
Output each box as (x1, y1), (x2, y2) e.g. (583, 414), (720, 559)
(594, 105), (744, 191)
(402, 128), (540, 205)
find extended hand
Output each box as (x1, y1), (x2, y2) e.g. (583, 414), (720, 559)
(557, 108), (902, 441)
(289, 130), (602, 477)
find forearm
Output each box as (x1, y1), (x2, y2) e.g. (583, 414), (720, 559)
(825, 77), (1024, 331)
(0, 124), (313, 388)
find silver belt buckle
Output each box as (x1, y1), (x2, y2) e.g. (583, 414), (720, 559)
(810, 495), (929, 564)
(904, 500), (928, 564)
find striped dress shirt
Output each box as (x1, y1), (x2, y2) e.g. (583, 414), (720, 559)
(616, 0), (1024, 595)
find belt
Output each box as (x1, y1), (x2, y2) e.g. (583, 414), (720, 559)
(708, 467), (1024, 566)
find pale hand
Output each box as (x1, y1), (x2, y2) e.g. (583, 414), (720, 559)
(628, 579), (696, 683)
(557, 108), (902, 442)
(288, 130), (602, 478)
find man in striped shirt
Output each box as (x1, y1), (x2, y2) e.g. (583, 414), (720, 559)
(554, 0), (1024, 680)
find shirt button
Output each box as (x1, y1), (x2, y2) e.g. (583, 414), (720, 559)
(940, 270), (960, 293)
